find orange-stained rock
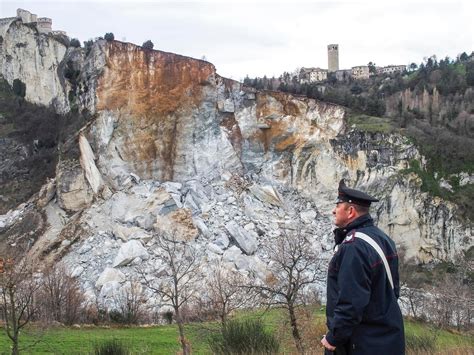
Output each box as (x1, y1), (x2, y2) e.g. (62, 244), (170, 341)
(95, 42), (218, 181)
(97, 42), (216, 116)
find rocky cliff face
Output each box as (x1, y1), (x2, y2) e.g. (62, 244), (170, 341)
(0, 19), (69, 113)
(0, 19), (472, 311)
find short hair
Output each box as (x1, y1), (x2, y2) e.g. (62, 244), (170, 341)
(349, 203), (370, 215)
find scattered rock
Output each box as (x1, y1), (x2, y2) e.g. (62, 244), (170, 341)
(207, 243), (224, 255)
(225, 221), (258, 255)
(37, 178), (56, 207)
(71, 266), (84, 278)
(155, 209), (198, 241)
(96, 268), (125, 288)
(113, 240), (149, 267)
(248, 185), (282, 207)
(300, 209), (317, 224)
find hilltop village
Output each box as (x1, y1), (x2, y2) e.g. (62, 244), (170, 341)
(299, 44), (406, 83)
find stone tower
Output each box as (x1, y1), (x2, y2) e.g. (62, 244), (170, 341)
(328, 44), (339, 72)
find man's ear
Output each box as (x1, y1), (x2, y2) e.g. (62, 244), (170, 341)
(348, 205), (357, 218)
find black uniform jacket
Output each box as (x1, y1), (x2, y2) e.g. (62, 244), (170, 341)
(326, 214), (405, 355)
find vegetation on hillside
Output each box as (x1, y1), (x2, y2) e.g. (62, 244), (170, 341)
(0, 77), (89, 214)
(0, 78), (60, 213)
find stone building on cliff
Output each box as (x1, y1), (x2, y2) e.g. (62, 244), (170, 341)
(0, 9), (65, 37)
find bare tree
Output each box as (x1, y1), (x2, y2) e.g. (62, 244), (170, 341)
(399, 286), (426, 320)
(112, 281), (146, 325)
(206, 262), (257, 326)
(398, 247), (429, 320)
(428, 273), (473, 330)
(399, 249), (473, 329)
(141, 232), (202, 355)
(0, 256), (41, 355)
(251, 229), (323, 354)
(38, 264), (84, 325)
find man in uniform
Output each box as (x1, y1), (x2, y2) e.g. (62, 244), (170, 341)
(321, 180), (405, 354)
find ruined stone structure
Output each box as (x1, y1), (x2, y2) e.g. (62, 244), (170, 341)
(0, 9), (61, 36)
(17, 8), (36, 23)
(328, 44), (339, 72)
(37, 17), (52, 33)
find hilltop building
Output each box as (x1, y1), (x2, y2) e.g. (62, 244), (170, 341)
(351, 65), (370, 80)
(0, 8), (65, 37)
(377, 65), (406, 75)
(299, 67), (328, 83)
(327, 44), (339, 72)
(335, 69), (352, 82)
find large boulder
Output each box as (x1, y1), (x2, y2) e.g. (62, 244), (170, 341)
(56, 160), (93, 212)
(95, 267), (126, 288)
(113, 240), (149, 267)
(225, 221), (258, 255)
(154, 208), (198, 241)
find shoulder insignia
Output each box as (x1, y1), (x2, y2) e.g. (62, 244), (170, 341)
(342, 231), (356, 243)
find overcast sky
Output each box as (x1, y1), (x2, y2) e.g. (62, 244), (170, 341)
(1, 0), (473, 81)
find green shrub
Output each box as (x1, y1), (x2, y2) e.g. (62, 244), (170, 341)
(93, 338), (130, 355)
(208, 318), (280, 354)
(142, 40), (154, 50)
(104, 33), (115, 42)
(70, 38), (81, 48)
(12, 78), (26, 98)
(162, 310), (174, 324)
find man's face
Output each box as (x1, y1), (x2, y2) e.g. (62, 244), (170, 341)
(332, 202), (352, 228)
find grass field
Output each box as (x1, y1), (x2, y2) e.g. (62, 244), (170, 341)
(346, 113), (396, 134)
(0, 309), (472, 354)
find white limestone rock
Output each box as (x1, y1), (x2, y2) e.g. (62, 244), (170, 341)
(207, 243), (224, 255)
(248, 185), (282, 207)
(79, 134), (104, 196)
(247, 256), (269, 281)
(78, 244), (93, 255)
(162, 181), (182, 195)
(439, 178), (453, 192)
(95, 268), (125, 288)
(459, 172), (474, 186)
(0, 20), (69, 113)
(214, 233), (230, 249)
(56, 160), (93, 212)
(194, 217), (211, 238)
(98, 281), (122, 307)
(113, 224), (151, 242)
(113, 240), (149, 267)
(70, 266), (84, 278)
(37, 178), (56, 207)
(223, 245), (243, 263)
(225, 221), (258, 255)
(300, 209), (317, 224)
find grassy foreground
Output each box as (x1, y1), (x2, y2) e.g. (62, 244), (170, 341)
(0, 309), (472, 354)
